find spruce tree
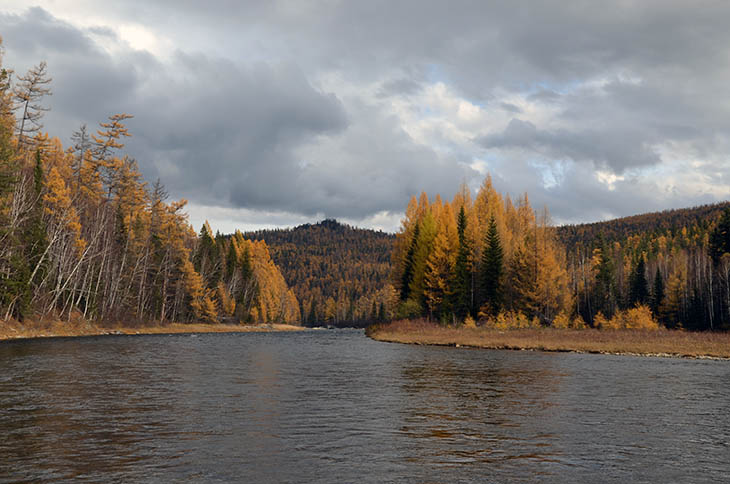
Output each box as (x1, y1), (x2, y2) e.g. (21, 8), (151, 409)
(400, 223), (419, 301)
(710, 208), (730, 263)
(628, 257), (649, 306)
(593, 236), (617, 320)
(24, 150), (48, 286)
(479, 216), (503, 316)
(378, 302), (386, 322)
(651, 269), (665, 317)
(452, 206), (471, 319)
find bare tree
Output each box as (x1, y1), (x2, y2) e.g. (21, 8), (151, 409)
(13, 61), (52, 149)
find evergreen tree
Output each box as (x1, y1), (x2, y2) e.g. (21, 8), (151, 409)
(24, 150), (48, 286)
(378, 302), (386, 322)
(710, 208), (730, 263)
(452, 206), (471, 319)
(400, 223), (419, 301)
(628, 257), (649, 306)
(593, 237), (617, 321)
(479, 216), (503, 316)
(651, 269), (664, 317)
(307, 300), (317, 325)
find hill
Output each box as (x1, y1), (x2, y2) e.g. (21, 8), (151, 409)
(244, 219), (396, 327)
(557, 201), (730, 252)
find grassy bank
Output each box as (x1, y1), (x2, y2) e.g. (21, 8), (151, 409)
(367, 319), (730, 359)
(0, 318), (306, 341)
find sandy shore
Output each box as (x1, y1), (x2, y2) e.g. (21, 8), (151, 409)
(367, 319), (730, 359)
(0, 319), (308, 342)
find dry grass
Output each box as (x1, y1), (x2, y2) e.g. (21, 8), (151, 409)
(0, 317), (306, 341)
(367, 319), (730, 359)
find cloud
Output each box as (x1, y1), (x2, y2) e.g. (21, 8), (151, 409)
(481, 118), (660, 172)
(2, 2), (730, 231)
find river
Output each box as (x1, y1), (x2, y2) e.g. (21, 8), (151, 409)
(1, 329), (728, 483)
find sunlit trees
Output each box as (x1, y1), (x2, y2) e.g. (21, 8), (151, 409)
(0, 49), (299, 327)
(392, 175), (572, 327)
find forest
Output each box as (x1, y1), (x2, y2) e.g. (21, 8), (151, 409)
(0, 46), (299, 326)
(244, 219), (395, 327)
(2, 41), (730, 333)
(559, 203), (730, 330)
(392, 178), (730, 331)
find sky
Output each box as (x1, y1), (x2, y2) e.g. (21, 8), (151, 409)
(2, 1), (729, 233)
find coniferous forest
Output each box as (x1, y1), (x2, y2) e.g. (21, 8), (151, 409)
(0, 47), (299, 326)
(391, 177), (730, 331)
(2, 42), (730, 333)
(244, 220), (395, 327)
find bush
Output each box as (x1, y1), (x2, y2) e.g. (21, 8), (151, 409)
(396, 299), (422, 320)
(596, 305), (659, 330)
(484, 311), (540, 330)
(622, 305), (660, 330)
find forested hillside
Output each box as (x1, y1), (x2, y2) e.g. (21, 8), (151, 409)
(557, 202), (730, 252)
(244, 219), (395, 326)
(393, 176), (730, 331)
(558, 202), (730, 330)
(0, 46), (298, 326)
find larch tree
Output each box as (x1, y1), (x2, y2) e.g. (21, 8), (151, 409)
(13, 61), (52, 150)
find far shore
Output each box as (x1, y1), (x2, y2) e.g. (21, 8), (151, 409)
(0, 319), (308, 342)
(366, 319), (730, 359)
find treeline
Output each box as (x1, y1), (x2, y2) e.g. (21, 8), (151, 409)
(562, 204), (730, 330)
(245, 219), (395, 327)
(393, 176), (572, 325)
(393, 176), (730, 330)
(0, 47), (298, 326)
(558, 202), (730, 253)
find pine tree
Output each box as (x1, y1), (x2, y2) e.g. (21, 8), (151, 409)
(452, 206), (471, 319)
(24, 150), (48, 287)
(628, 256), (649, 306)
(651, 269), (665, 317)
(479, 216), (503, 316)
(593, 237), (617, 321)
(710, 208), (730, 263)
(400, 222), (419, 301)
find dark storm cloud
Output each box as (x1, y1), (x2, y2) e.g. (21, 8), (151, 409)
(2, 1), (730, 228)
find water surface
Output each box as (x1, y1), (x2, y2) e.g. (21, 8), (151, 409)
(1, 329), (728, 483)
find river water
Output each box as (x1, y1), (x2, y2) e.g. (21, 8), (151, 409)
(1, 329), (728, 483)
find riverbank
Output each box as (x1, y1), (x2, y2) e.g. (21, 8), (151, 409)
(0, 318), (306, 341)
(367, 319), (730, 359)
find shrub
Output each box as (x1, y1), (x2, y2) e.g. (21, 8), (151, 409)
(622, 305), (660, 330)
(486, 311), (540, 330)
(551, 312), (572, 329)
(396, 299), (422, 320)
(595, 305), (659, 330)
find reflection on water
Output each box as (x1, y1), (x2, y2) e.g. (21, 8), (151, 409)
(1, 330), (729, 483)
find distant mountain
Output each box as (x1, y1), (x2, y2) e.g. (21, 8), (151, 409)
(556, 201), (730, 252)
(244, 219), (396, 327)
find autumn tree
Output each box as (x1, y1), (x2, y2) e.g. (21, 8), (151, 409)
(13, 61), (52, 150)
